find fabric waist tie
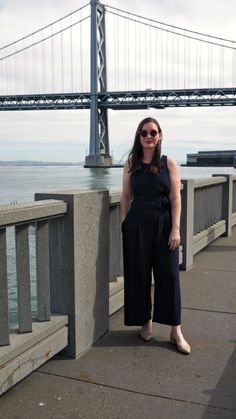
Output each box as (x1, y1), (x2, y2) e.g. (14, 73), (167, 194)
(131, 196), (171, 243)
(132, 196), (170, 209)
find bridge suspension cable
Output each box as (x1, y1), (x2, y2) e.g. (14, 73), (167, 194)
(0, 3), (90, 52)
(0, 1), (236, 97)
(117, 150), (131, 165)
(0, 16), (90, 62)
(105, 3), (236, 92)
(0, 2), (90, 95)
(104, 4), (236, 47)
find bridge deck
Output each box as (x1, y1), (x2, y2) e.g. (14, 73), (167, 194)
(0, 88), (235, 110)
(0, 227), (236, 419)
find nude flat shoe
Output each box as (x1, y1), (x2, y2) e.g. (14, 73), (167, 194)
(138, 328), (152, 342)
(170, 333), (191, 354)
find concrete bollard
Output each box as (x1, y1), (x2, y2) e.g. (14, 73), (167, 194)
(35, 190), (110, 358)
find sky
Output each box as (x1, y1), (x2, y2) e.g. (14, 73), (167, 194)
(0, 0), (235, 163)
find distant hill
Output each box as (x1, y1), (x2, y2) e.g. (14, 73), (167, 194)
(0, 160), (84, 166)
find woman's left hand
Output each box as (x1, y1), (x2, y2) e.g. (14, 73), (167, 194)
(168, 228), (180, 251)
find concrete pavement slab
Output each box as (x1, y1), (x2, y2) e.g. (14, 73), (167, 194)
(38, 308), (236, 412)
(193, 246), (236, 272)
(192, 228), (236, 271)
(206, 228), (236, 247)
(180, 270), (236, 314)
(0, 366), (235, 419)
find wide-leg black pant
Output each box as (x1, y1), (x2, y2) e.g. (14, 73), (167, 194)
(122, 199), (181, 326)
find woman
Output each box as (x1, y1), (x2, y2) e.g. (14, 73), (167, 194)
(120, 117), (191, 354)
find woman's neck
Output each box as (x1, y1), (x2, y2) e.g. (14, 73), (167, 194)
(142, 150), (155, 163)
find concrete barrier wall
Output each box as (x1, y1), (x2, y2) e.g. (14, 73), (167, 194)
(1, 177), (236, 348)
(110, 176), (236, 271)
(1, 190), (110, 395)
(1, 175), (236, 394)
(180, 175), (236, 269)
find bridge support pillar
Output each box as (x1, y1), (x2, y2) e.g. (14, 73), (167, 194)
(85, 0), (113, 168)
(84, 154), (113, 168)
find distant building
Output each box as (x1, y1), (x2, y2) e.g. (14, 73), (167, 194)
(183, 150), (236, 167)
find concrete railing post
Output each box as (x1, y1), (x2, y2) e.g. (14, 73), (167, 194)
(180, 179), (194, 270)
(213, 174), (233, 237)
(35, 190), (110, 358)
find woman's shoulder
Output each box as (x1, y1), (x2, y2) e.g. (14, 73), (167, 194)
(123, 158), (132, 173)
(165, 156), (180, 180)
(165, 155), (178, 169)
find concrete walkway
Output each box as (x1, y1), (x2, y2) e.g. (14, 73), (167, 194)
(1, 228), (236, 419)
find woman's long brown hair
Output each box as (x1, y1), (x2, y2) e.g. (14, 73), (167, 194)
(128, 117), (163, 174)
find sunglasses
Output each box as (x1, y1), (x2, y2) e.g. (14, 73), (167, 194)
(140, 129), (158, 138)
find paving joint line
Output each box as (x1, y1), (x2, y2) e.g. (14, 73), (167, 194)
(207, 245), (236, 249)
(36, 370), (236, 413)
(181, 306), (236, 315)
(189, 267), (236, 272)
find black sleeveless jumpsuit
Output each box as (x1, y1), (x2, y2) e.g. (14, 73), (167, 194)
(122, 155), (181, 327)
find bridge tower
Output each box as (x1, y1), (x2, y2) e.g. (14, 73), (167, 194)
(84, 0), (113, 167)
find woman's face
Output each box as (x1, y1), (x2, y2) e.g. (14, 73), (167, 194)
(139, 122), (160, 150)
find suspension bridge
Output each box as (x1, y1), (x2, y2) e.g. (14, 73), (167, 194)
(0, 1), (236, 166)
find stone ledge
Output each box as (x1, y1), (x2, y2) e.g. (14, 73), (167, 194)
(0, 200), (67, 227)
(0, 326), (68, 396)
(0, 314), (68, 367)
(193, 220), (226, 255)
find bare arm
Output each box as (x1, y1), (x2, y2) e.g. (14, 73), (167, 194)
(120, 160), (133, 223)
(167, 156), (181, 250)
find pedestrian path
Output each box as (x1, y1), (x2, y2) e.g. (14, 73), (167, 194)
(0, 228), (236, 419)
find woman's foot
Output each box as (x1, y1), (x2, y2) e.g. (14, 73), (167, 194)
(170, 326), (191, 354)
(138, 319), (152, 342)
